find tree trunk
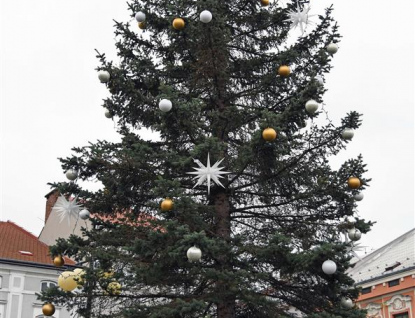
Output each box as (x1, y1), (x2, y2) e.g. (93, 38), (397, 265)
(215, 192), (235, 318)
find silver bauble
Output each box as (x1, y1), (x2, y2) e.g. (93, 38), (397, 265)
(66, 169), (78, 181)
(341, 128), (354, 140)
(79, 209), (90, 220)
(200, 10), (213, 23)
(305, 100), (319, 114)
(98, 70), (110, 83)
(104, 109), (113, 118)
(135, 11), (146, 22)
(322, 260), (337, 275)
(340, 297), (354, 309)
(354, 193), (364, 201)
(159, 99), (172, 112)
(187, 246), (202, 262)
(327, 43), (339, 54)
(315, 75), (324, 85)
(348, 228), (362, 241)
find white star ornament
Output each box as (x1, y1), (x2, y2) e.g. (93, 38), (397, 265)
(52, 195), (82, 225)
(285, 3), (315, 35)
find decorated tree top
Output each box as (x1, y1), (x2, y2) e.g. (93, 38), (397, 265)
(42, 1), (372, 317)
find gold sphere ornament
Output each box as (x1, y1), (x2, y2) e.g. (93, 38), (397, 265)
(58, 271), (77, 292)
(172, 18), (185, 30)
(161, 198), (174, 211)
(347, 177), (361, 189)
(262, 128), (277, 141)
(42, 303), (56, 316)
(107, 281), (122, 295)
(53, 255), (65, 267)
(261, 0), (270, 6)
(278, 65), (291, 77)
(138, 21), (146, 30)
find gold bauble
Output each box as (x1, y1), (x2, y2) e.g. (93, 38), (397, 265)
(161, 198), (174, 211)
(53, 255), (65, 267)
(73, 268), (86, 287)
(262, 128), (277, 141)
(172, 18), (185, 30)
(107, 281), (122, 295)
(58, 271), (77, 292)
(260, 0), (270, 6)
(42, 303), (56, 316)
(347, 177), (361, 189)
(138, 22), (146, 30)
(278, 65), (291, 77)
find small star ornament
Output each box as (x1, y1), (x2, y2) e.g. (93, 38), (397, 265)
(52, 195), (82, 224)
(285, 2), (315, 35)
(187, 153), (230, 194)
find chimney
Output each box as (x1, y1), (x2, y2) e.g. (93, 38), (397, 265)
(45, 189), (59, 223)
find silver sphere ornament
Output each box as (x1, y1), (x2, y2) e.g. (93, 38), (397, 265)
(98, 70), (110, 83)
(200, 10), (213, 23)
(322, 260), (337, 275)
(315, 75), (324, 85)
(135, 11), (146, 22)
(327, 43), (339, 54)
(79, 209), (90, 220)
(159, 99), (172, 112)
(104, 108), (113, 118)
(354, 193), (364, 201)
(305, 100), (319, 114)
(340, 297), (354, 309)
(187, 246), (202, 262)
(348, 228), (362, 241)
(66, 169), (78, 181)
(341, 128), (354, 140)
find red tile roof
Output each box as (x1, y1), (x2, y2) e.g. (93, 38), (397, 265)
(0, 221), (75, 266)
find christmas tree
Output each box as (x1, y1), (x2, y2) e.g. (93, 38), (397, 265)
(41, 1), (372, 317)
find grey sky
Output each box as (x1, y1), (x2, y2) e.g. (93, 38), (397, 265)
(0, 0), (414, 254)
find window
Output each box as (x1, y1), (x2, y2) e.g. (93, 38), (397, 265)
(388, 279), (400, 287)
(40, 281), (57, 292)
(361, 287), (371, 295)
(393, 313), (409, 318)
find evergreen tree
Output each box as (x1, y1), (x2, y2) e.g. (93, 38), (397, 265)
(41, 1), (372, 317)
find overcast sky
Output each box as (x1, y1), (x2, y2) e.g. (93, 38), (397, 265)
(0, 0), (414, 254)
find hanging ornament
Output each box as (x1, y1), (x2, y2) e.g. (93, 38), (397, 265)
(107, 281), (122, 295)
(98, 70), (110, 83)
(327, 43), (339, 54)
(260, 0), (270, 6)
(138, 22), (146, 30)
(340, 297), (354, 309)
(315, 75), (324, 85)
(135, 11), (146, 22)
(354, 193), (364, 201)
(104, 108), (113, 118)
(278, 65), (291, 77)
(341, 128), (354, 140)
(159, 99), (172, 112)
(262, 128), (277, 141)
(187, 246), (202, 262)
(79, 209), (90, 220)
(348, 228), (362, 241)
(322, 260), (337, 275)
(52, 195), (82, 224)
(285, 2), (315, 35)
(42, 303), (56, 316)
(58, 271), (77, 292)
(53, 255), (65, 267)
(66, 169), (78, 181)
(161, 198), (174, 211)
(200, 10), (212, 23)
(305, 99), (319, 114)
(172, 18), (185, 30)
(187, 153), (231, 195)
(347, 177), (361, 189)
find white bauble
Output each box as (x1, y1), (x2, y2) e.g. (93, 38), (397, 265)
(98, 70), (110, 83)
(104, 108), (113, 118)
(348, 228), (362, 241)
(341, 128), (354, 140)
(79, 209), (90, 220)
(340, 297), (354, 309)
(159, 99), (172, 112)
(327, 43), (339, 54)
(354, 193), (364, 201)
(305, 100), (319, 114)
(315, 75), (324, 85)
(200, 10), (213, 23)
(135, 11), (146, 22)
(322, 260), (337, 275)
(66, 169), (78, 181)
(187, 246), (202, 262)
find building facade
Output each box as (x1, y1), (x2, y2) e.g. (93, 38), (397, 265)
(348, 229), (415, 318)
(0, 221), (75, 318)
